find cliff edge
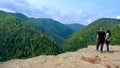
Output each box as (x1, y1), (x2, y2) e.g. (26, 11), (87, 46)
(0, 45), (120, 68)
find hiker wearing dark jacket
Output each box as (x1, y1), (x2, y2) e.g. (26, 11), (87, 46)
(96, 28), (105, 53)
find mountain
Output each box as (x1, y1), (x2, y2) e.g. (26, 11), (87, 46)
(65, 23), (85, 31)
(27, 18), (65, 44)
(63, 18), (120, 51)
(0, 10), (63, 62)
(11, 13), (73, 45)
(1, 45), (120, 68)
(11, 13), (29, 20)
(34, 18), (74, 39)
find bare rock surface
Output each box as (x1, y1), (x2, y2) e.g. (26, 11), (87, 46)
(0, 45), (120, 68)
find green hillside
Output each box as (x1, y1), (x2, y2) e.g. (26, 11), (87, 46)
(64, 18), (120, 51)
(35, 18), (74, 39)
(11, 13), (68, 45)
(0, 11), (63, 62)
(27, 18), (65, 45)
(11, 13), (29, 20)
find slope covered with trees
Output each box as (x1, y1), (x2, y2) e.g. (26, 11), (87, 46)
(27, 18), (65, 45)
(11, 13), (73, 45)
(34, 18), (74, 39)
(64, 18), (120, 51)
(0, 11), (63, 62)
(11, 13), (29, 20)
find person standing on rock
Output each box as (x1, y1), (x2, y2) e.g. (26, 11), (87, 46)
(96, 28), (106, 53)
(105, 29), (111, 53)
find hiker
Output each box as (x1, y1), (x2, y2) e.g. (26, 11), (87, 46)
(96, 28), (106, 53)
(105, 29), (111, 53)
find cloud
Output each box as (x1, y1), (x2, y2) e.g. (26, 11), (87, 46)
(116, 16), (120, 19)
(0, 0), (102, 25)
(86, 20), (93, 23)
(0, 0), (30, 13)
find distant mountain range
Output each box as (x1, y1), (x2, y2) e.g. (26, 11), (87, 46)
(65, 23), (85, 31)
(32, 18), (74, 39)
(11, 12), (74, 45)
(64, 18), (120, 51)
(11, 13), (29, 20)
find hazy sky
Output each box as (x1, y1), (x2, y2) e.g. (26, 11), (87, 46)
(0, 0), (120, 25)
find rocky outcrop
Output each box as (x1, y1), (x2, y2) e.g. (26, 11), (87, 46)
(0, 45), (120, 68)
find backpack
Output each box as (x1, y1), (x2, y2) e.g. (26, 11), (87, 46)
(106, 33), (111, 41)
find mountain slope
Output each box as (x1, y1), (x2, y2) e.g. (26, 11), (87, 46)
(64, 18), (120, 51)
(11, 13), (29, 20)
(27, 18), (65, 44)
(0, 10), (62, 62)
(35, 18), (74, 39)
(65, 23), (85, 31)
(10, 13), (65, 44)
(1, 45), (120, 68)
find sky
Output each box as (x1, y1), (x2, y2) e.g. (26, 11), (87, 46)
(0, 0), (120, 25)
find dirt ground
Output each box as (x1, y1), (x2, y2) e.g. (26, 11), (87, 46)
(0, 45), (120, 68)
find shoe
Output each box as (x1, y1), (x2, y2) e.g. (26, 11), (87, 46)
(96, 50), (98, 52)
(106, 51), (109, 53)
(106, 52), (109, 53)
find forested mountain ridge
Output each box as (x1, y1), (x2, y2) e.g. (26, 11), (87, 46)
(11, 13), (73, 45)
(64, 18), (120, 51)
(0, 10), (63, 62)
(26, 18), (65, 45)
(11, 13), (29, 20)
(34, 18), (74, 39)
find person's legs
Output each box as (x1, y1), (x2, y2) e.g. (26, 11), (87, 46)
(100, 42), (104, 53)
(96, 40), (100, 51)
(106, 41), (110, 52)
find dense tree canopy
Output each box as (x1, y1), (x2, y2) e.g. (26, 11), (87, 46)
(11, 13), (74, 45)
(0, 11), (63, 62)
